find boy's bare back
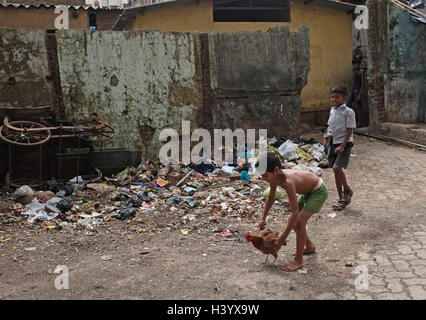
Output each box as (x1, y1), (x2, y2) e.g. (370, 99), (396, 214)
(277, 169), (320, 195)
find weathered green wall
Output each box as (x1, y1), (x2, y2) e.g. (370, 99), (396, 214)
(0, 27), (310, 164)
(385, 4), (426, 123)
(368, 1), (426, 125)
(56, 30), (203, 159)
(0, 29), (52, 110)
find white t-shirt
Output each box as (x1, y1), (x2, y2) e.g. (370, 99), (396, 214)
(325, 104), (356, 144)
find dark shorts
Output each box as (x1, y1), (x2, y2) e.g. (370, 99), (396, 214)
(328, 142), (353, 169)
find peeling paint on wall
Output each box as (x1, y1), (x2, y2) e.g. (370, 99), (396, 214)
(56, 30), (203, 158)
(0, 29), (52, 108)
(208, 26), (309, 93)
(385, 5), (425, 123)
(201, 25), (310, 139)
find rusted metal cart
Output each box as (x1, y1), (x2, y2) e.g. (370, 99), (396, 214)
(0, 105), (114, 187)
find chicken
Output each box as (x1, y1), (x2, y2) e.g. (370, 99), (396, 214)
(245, 228), (280, 264)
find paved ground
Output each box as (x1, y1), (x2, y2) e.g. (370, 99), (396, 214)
(328, 132), (426, 300)
(0, 131), (425, 300)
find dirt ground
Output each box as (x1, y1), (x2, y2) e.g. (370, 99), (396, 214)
(1, 130), (425, 300)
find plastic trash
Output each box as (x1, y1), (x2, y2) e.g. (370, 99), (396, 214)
(263, 187), (283, 200)
(183, 186), (197, 196)
(221, 166), (234, 175)
(157, 177), (168, 187)
(118, 207), (136, 220)
(278, 140), (300, 161)
(409, 0), (424, 8)
(56, 199), (73, 213)
(43, 179), (58, 192)
(13, 185), (35, 199)
(131, 182), (145, 187)
(166, 194), (182, 205)
(75, 182), (87, 191)
(56, 184), (73, 197)
(221, 187), (235, 198)
(29, 210), (58, 223)
(113, 193), (130, 201)
(190, 163), (215, 175)
(184, 197), (198, 208)
(13, 185), (35, 205)
(240, 171), (251, 181)
(318, 161), (329, 169)
(308, 167), (323, 177)
(127, 197), (143, 208)
(24, 198), (46, 211)
(69, 176), (84, 183)
(35, 191), (56, 203)
(137, 191), (151, 203)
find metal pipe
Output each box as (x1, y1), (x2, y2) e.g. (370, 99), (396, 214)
(355, 130), (426, 151)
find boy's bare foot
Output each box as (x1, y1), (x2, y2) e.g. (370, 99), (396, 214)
(282, 260), (304, 272)
(292, 245), (316, 256)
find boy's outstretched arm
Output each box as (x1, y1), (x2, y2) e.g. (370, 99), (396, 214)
(259, 184), (277, 230)
(276, 182), (299, 248)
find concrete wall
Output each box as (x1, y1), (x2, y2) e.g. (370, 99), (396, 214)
(367, 0), (425, 125)
(201, 26), (310, 138)
(0, 28), (52, 109)
(384, 4), (425, 123)
(130, 0), (354, 114)
(56, 30), (203, 159)
(0, 7), (89, 30)
(0, 26), (309, 164)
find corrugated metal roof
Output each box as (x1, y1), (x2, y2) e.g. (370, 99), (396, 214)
(122, 0), (356, 11)
(113, 0), (357, 30)
(0, 3), (122, 10)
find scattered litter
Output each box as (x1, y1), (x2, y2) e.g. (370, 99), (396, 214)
(140, 248), (150, 255)
(2, 135), (328, 236)
(263, 187), (283, 200)
(118, 207), (136, 220)
(328, 213), (337, 218)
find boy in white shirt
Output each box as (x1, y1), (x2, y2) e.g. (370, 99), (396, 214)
(324, 86), (356, 211)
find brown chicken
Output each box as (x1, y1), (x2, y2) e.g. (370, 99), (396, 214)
(245, 228), (280, 264)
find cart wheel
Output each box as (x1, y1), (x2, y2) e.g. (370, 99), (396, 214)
(0, 121), (51, 146)
(74, 122), (115, 143)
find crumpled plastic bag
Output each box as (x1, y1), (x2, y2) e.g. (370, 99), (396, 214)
(166, 194), (182, 205)
(278, 140), (300, 161)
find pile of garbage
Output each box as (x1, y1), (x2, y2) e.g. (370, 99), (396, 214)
(268, 137), (328, 177)
(0, 136), (328, 234)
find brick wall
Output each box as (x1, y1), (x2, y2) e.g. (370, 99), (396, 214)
(366, 0), (386, 127)
(91, 9), (123, 31)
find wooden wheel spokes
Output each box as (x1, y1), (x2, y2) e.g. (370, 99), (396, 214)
(74, 123), (114, 142)
(0, 121), (51, 146)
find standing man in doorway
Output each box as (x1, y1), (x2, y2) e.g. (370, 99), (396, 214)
(347, 58), (366, 127)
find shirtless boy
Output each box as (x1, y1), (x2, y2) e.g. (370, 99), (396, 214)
(256, 152), (328, 271)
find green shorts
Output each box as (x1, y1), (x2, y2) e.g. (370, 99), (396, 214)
(297, 182), (328, 214)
